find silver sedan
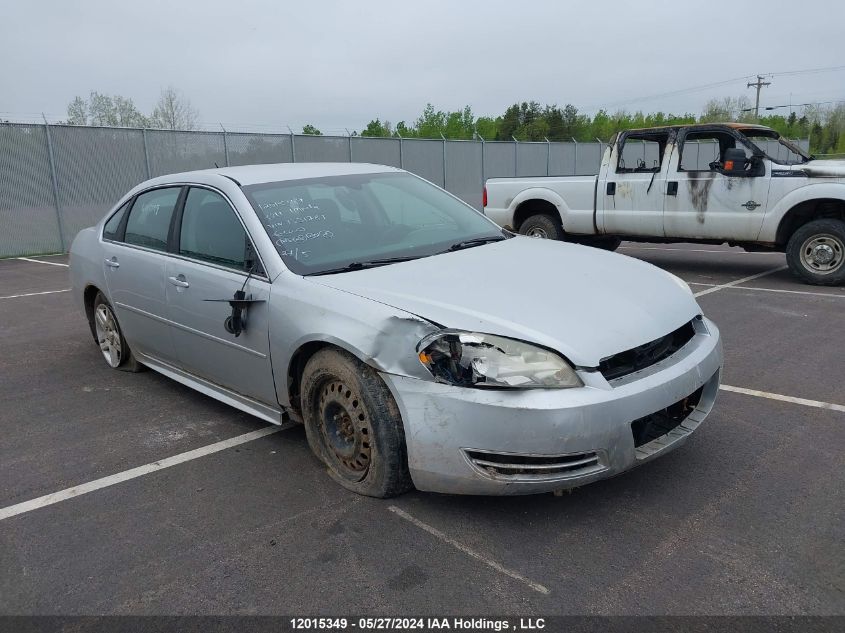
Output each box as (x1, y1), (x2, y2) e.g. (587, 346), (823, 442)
(69, 163), (723, 497)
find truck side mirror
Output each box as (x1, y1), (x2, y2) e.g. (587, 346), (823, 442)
(720, 148), (749, 175)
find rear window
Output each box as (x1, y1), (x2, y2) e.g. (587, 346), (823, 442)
(124, 188), (180, 251)
(103, 200), (130, 241)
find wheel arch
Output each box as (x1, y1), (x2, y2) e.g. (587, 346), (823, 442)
(510, 188), (567, 231)
(762, 184), (845, 245)
(83, 283), (102, 340)
(284, 338), (379, 415)
(775, 198), (845, 246)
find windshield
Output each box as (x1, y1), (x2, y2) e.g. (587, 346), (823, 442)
(739, 129), (810, 165)
(243, 172), (505, 275)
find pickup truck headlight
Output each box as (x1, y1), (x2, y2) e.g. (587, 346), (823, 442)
(417, 331), (582, 389)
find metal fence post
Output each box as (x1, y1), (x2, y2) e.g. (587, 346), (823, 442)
(545, 137), (551, 176)
(512, 136), (519, 176)
(572, 138), (578, 176)
(42, 118), (66, 252)
(478, 134), (485, 187)
(440, 133), (447, 188)
(288, 126), (296, 163)
(397, 132), (404, 168)
(346, 129), (353, 162)
(141, 128), (152, 178)
(596, 138), (604, 175)
(220, 123), (230, 166)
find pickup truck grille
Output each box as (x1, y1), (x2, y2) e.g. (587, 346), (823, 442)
(599, 320), (696, 382)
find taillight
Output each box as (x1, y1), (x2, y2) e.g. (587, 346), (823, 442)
(482, 185), (487, 208)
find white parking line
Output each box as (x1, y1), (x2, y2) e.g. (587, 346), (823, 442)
(0, 289), (71, 300)
(689, 282), (845, 299)
(720, 385), (845, 413)
(693, 266), (788, 298)
(620, 246), (782, 255)
(388, 505), (550, 595)
(0, 426), (280, 522)
(16, 257), (69, 268)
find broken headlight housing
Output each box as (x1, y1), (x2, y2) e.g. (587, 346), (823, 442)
(417, 331), (583, 389)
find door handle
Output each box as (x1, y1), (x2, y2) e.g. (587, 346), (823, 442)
(606, 182), (616, 196)
(104, 258), (120, 268)
(667, 181), (678, 196)
(167, 275), (190, 288)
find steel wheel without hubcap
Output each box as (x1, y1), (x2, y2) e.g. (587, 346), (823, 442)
(800, 234), (844, 275)
(317, 379), (371, 482)
(94, 303), (122, 368)
(526, 227), (548, 238)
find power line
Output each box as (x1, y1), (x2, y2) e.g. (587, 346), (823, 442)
(588, 65), (845, 112)
(742, 99), (845, 113)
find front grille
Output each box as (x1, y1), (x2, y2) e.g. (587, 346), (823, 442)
(599, 320), (696, 381)
(464, 449), (603, 480)
(631, 386), (704, 448)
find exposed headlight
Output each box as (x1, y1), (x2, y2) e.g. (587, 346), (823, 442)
(417, 331), (583, 389)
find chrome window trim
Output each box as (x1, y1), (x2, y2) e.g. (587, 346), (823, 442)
(100, 181), (271, 281)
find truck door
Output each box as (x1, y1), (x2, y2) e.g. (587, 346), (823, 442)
(599, 131), (669, 237)
(663, 128), (770, 240)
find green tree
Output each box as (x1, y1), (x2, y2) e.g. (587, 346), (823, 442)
(301, 124), (322, 135)
(361, 119), (391, 137)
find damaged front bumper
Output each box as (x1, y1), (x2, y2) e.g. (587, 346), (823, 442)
(380, 317), (723, 495)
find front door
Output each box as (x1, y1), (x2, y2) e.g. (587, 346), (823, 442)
(165, 186), (277, 406)
(663, 128), (771, 240)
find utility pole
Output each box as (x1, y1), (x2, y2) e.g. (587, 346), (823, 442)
(747, 75), (772, 118)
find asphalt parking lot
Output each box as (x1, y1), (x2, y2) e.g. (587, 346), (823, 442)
(1, 244), (843, 618)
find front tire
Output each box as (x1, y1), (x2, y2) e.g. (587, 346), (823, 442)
(786, 219), (845, 286)
(518, 213), (563, 240)
(91, 292), (143, 372)
(300, 348), (413, 498)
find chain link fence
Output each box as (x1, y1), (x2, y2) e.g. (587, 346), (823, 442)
(0, 122), (810, 257)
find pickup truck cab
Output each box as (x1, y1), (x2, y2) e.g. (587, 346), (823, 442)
(483, 123), (845, 285)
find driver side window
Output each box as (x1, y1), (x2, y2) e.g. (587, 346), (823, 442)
(680, 131), (753, 171)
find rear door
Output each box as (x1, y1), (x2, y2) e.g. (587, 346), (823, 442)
(599, 131), (669, 236)
(102, 186), (183, 363)
(165, 186), (277, 406)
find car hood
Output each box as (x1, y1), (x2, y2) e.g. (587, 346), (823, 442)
(308, 237), (701, 367)
(797, 160), (845, 178)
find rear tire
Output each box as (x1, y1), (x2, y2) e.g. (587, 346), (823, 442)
(300, 348), (413, 498)
(786, 219), (845, 286)
(518, 213), (563, 240)
(91, 292), (144, 372)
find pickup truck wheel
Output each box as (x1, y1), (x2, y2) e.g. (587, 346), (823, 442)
(519, 214), (563, 240)
(300, 348), (413, 498)
(786, 219), (845, 285)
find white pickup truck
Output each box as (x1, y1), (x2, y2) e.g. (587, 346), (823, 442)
(483, 123), (845, 285)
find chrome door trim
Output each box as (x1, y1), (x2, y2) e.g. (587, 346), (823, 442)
(115, 301), (267, 359)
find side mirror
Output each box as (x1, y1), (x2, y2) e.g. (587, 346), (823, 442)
(720, 148), (749, 175)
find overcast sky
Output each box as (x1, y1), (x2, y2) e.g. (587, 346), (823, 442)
(2, 0), (844, 133)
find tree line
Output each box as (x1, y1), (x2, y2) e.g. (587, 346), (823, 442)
(64, 91), (845, 155)
(66, 87), (198, 130)
(356, 97), (845, 155)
